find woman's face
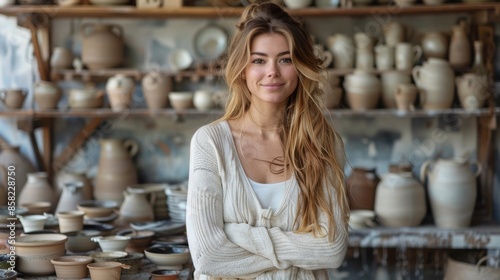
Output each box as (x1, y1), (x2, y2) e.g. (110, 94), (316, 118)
(244, 33), (298, 107)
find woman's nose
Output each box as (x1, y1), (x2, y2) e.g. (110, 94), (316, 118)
(267, 63), (280, 78)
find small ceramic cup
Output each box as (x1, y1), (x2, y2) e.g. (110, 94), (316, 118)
(17, 215), (47, 233)
(56, 211), (85, 233)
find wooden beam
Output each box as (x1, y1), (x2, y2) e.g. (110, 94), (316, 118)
(41, 118), (53, 181)
(16, 118), (45, 172)
(53, 117), (103, 174)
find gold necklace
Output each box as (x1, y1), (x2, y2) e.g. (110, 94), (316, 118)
(247, 112), (283, 132)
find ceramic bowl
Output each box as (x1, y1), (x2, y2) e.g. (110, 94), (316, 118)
(21, 202), (52, 215)
(77, 200), (118, 218)
(64, 229), (100, 252)
(116, 229), (155, 253)
(87, 261), (130, 280)
(92, 236), (131, 252)
(168, 91), (194, 110)
(144, 245), (190, 269)
(168, 49), (193, 71)
(18, 214), (47, 233)
(51, 255), (94, 279)
(15, 233), (68, 276)
(90, 251), (128, 263)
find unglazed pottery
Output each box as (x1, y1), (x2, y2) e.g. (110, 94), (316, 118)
(448, 24), (471, 69)
(20, 201), (52, 215)
(142, 72), (172, 110)
(94, 138), (138, 204)
(326, 34), (354, 69)
(421, 31), (448, 59)
(81, 24), (124, 69)
(51, 255), (93, 279)
(380, 71), (411, 108)
(77, 200), (118, 218)
(64, 230), (100, 252)
(34, 81), (62, 110)
(106, 74), (135, 111)
(68, 87), (104, 109)
(56, 210), (85, 233)
(169, 91), (194, 110)
(374, 172), (426, 227)
(421, 158), (481, 228)
(346, 168), (380, 210)
(412, 58), (455, 109)
(91, 236), (131, 252)
(344, 70), (380, 110)
(395, 43), (422, 71)
(118, 187), (155, 225)
(456, 73), (489, 110)
(193, 90), (215, 111)
(50, 47), (74, 70)
(374, 44), (394, 71)
(18, 172), (57, 209)
(117, 228), (155, 253)
(56, 170), (93, 200)
(56, 182), (85, 213)
(144, 245), (190, 269)
(87, 261), (130, 280)
(15, 233), (67, 276)
(394, 83), (418, 111)
(17, 214), (47, 233)
(0, 88), (27, 109)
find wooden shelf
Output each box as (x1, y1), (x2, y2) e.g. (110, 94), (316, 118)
(0, 3), (497, 19)
(0, 108), (497, 118)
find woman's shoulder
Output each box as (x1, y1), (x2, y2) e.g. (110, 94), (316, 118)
(191, 120), (230, 146)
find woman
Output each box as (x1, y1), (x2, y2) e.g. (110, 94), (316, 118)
(186, 2), (349, 279)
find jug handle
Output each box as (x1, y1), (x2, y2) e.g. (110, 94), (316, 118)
(470, 160), (482, 177)
(419, 159), (433, 183)
(123, 139), (139, 157)
(412, 66), (422, 87)
(412, 45), (422, 63)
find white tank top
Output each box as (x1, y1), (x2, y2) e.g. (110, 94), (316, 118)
(248, 178), (288, 211)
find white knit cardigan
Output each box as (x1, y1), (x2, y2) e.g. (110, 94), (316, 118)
(186, 121), (348, 280)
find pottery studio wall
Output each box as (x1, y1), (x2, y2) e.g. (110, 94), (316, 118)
(0, 13), (499, 221)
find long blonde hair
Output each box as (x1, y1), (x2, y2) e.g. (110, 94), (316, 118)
(220, 2), (349, 241)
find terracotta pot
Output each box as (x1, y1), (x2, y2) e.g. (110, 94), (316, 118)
(374, 172), (426, 227)
(0, 144), (36, 197)
(142, 72), (172, 110)
(87, 262), (130, 280)
(18, 172), (57, 210)
(81, 24), (124, 70)
(15, 233), (67, 276)
(51, 255), (93, 279)
(346, 168), (380, 210)
(421, 158), (481, 228)
(94, 138), (139, 204)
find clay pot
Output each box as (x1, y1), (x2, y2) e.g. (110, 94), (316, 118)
(87, 262), (130, 280)
(18, 172), (57, 210)
(421, 31), (448, 59)
(374, 172), (426, 227)
(394, 83), (418, 111)
(50, 47), (74, 70)
(81, 24), (124, 70)
(0, 89), (27, 109)
(142, 72), (172, 110)
(64, 230), (100, 253)
(456, 73), (489, 110)
(56, 210), (85, 233)
(326, 34), (354, 69)
(412, 58), (455, 109)
(0, 144), (36, 196)
(15, 233), (67, 276)
(374, 45), (394, 71)
(346, 168), (380, 210)
(94, 138), (138, 204)
(448, 24), (471, 69)
(118, 187), (155, 225)
(344, 70), (380, 110)
(193, 90), (215, 111)
(51, 255), (93, 279)
(106, 74), (135, 111)
(68, 87), (104, 109)
(383, 21), (408, 47)
(34, 81), (62, 110)
(421, 158), (481, 228)
(380, 71), (411, 109)
(17, 214), (47, 233)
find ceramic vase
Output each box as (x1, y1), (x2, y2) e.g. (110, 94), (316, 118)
(344, 70), (380, 110)
(81, 23), (124, 69)
(94, 138), (139, 204)
(420, 158), (481, 228)
(18, 172), (57, 210)
(456, 73), (489, 110)
(374, 172), (426, 227)
(448, 24), (471, 69)
(346, 168), (380, 210)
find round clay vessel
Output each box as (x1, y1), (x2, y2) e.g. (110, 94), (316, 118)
(51, 255), (94, 279)
(346, 167), (380, 210)
(18, 172), (57, 210)
(15, 233), (67, 276)
(87, 261), (130, 280)
(81, 24), (124, 69)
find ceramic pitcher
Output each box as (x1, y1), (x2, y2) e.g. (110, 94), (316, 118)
(81, 23), (124, 69)
(374, 172), (426, 227)
(56, 170), (93, 200)
(118, 187), (154, 225)
(55, 182), (85, 213)
(412, 58), (455, 109)
(94, 138), (139, 204)
(420, 157), (481, 229)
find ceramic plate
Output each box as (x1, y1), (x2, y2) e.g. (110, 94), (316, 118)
(194, 25), (228, 61)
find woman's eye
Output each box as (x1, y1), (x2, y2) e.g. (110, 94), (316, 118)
(280, 57), (292, 63)
(252, 58), (265, 64)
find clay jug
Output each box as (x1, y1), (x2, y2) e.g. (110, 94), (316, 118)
(420, 157), (481, 229)
(34, 81), (62, 110)
(374, 172), (426, 227)
(456, 73), (489, 110)
(421, 31), (448, 59)
(344, 70), (380, 110)
(56, 182), (85, 213)
(0, 88), (27, 109)
(81, 23), (124, 70)
(142, 72), (172, 110)
(326, 34), (354, 69)
(0, 143), (36, 196)
(346, 168), (380, 210)
(56, 170), (93, 200)
(94, 138), (139, 204)
(106, 74), (135, 111)
(18, 172), (57, 209)
(448, 24), (471, 69)
(412, 58), (455, 109)
(118, 187), (154, 225)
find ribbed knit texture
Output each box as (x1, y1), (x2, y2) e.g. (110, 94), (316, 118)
(186, 121), (347, 280)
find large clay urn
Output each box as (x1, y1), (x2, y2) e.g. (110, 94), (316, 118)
(412, 58), (455, 109)
(420, 157), (481, 229)
(374, 172), (426, 227)
(141, 71), (172, 110)
(0, 144), (36, 197)
(81, 23), (124, 70)
(94, 138), (139, 204)
(346, 167), (380, 210)
(344, 70), (380, 110)
(18, 172), (57, 209)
